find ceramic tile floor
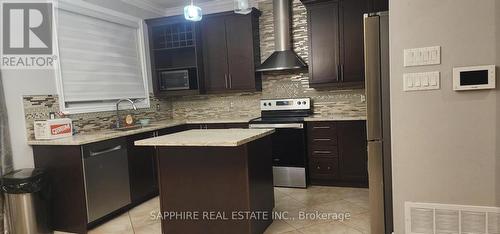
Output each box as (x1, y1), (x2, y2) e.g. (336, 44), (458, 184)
(55, 186), (370, 234)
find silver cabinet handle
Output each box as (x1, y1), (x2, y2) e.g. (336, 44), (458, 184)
(313, 126), (331, 129)
(90, 145), (122, 157)
(327, 166), (331, 170)
(313, 138), (332, 141)
(224, 74), (228, 89)
(313, 151), (332, 154)
(340, 64), (344, 81)
(229, 74), (232, 89)
(249, 123), (304, 129)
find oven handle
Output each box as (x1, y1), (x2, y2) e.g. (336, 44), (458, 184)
(249, 123), (304, 129)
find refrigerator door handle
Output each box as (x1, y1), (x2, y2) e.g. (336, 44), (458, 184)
(364, 14), (383, 140)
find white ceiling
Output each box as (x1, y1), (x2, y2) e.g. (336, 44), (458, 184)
(147, 0), (217, 9)
(83, 0), (244, 19)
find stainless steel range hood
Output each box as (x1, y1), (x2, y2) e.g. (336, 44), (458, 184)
(256, 0), (307, 72)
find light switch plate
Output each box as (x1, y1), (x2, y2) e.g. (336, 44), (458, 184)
(404, 46), (441, 67)
(404, 71), (440, 91)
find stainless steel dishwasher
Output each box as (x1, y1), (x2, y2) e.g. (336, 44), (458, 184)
(82, 138), (131, 223)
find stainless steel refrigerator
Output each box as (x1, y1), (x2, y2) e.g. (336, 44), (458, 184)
(364, 12), (393, 234)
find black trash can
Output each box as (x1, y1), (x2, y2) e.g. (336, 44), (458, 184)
(1, 168), (51, 234)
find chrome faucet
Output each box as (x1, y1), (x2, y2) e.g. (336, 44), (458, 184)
(116, 99), (137, 128)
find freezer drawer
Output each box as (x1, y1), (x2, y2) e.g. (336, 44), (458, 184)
(83, 138), (131, 223)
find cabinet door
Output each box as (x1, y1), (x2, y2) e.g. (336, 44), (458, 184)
(308, 1), (341, 85)
(225, 14), (256, 91)
(338, 121), (368, 183)
(372, 0), (388, 12)
(157, 125), (187, 136)
(341, 0), (370, 83)
(127, 132), (158, 203)
(225, 123), (248, 129)
(205, 123), (227, 129)
(201, 17), (229, 92)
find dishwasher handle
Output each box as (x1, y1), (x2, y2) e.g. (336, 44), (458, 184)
(89, 145), (123, 157)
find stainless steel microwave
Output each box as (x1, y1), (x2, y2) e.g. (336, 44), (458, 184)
(159, 70), (190, 91)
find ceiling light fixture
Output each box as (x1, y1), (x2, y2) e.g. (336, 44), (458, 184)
(184, 0), (202, 21)
(234, 0), (252, 14)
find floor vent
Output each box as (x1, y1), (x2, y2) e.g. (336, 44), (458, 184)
(405, 202), (500, 234)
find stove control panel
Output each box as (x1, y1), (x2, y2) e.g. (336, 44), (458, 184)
(260, 98), (311, 111)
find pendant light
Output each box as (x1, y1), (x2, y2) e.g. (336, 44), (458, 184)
(184, 0), (202, 21)
(234, 0), (252, 14)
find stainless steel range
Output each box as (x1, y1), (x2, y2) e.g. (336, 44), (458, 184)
(249, 98), (311, 188)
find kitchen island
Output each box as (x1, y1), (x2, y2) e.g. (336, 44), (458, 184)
(135, 129), (275, 234)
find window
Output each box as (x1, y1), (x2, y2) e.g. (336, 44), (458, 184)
(55, 1), (150, 114)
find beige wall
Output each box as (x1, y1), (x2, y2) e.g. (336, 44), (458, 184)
(390, 0), (500, 233)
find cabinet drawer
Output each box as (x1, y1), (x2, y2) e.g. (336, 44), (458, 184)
(309, 145), (339, 158)
(309, 158), (338, 179)
(308, 122), (337, 138)
(310, 137), (338, 147)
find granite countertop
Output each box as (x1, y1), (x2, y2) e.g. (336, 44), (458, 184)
(26, 117), (258, 146)
(26, 120), (186, 146)
(135, 129), (275, 147)
(26, 115), (364, 146)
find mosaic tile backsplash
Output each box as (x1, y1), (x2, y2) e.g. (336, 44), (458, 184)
(23, 95), (172, 139)
(22, 0), (366, 140)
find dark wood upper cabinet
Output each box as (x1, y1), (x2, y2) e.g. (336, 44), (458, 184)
(201, 16), (229, 92)
(302, 0), (377, 87)
(201, 10), (261, 93)
(145, 16), (204, 97)
(307, 1), (341, 85)
(341, 0), (370, 83)
(372, 0), (388, 12)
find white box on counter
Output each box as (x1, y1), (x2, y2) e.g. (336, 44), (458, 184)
(34, 118), (73, 140)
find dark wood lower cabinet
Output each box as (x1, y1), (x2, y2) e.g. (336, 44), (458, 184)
(185, 122), (248, 130)
(156, 136), (274, 234)
(127, 132), (158, 204)
(337, 121), (368, 183)
(33, 145), (88, 234)
(307, 120), (368, 187)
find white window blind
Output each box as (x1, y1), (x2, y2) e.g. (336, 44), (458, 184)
(55, 3), (149, 113)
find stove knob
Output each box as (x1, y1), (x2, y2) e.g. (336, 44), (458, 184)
(268, 102), (272, 106)
(263, 103), (267, 106)
(297, 101), (301, 105)
(302, 101), (307, 105)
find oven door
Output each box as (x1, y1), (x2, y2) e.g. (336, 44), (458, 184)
(249, 123), (307, 188)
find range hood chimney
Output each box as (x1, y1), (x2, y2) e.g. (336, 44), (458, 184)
(256, 0), (307, 72)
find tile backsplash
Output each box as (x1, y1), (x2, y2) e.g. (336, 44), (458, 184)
(23, 95), (172, 138)
(22, 0), (366, 140)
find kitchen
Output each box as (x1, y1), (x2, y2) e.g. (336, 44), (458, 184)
(1, 0), (499, 234)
